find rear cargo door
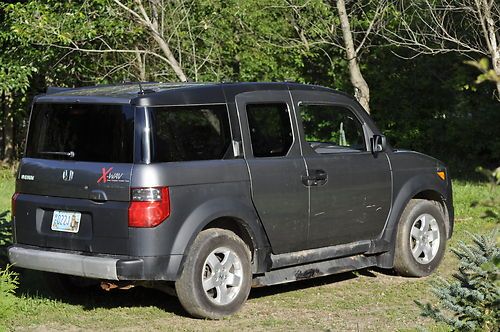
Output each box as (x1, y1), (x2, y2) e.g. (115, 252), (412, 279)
(14, 103), (135, 254)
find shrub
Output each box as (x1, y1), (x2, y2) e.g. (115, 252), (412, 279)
(416, 231), (500, 331)
(0, 265), (18, 327)
(0, 210), (12, 267)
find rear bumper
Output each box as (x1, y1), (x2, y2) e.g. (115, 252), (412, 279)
(8, 245), (183, 281)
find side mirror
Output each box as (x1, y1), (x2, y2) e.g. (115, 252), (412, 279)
(371, 135), (387, 153)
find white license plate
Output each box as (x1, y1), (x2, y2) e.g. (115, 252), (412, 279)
(51, 210), (82, 233)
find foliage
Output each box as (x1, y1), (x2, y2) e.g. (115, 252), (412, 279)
(465, 58), (500, 85)
(368, 51), (500, 178)
(0, 0), (498, 176)
(416, 231), (500, 331)
(0, 210), (12, 266)
(0, 265), (18, 328)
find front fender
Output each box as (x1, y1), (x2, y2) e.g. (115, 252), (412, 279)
(381, 172), (449, 244)
(373, 172), (450, 269)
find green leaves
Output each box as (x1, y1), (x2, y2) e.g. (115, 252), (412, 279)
(464, 58), (500, 85)
(0, 65), (36, 94)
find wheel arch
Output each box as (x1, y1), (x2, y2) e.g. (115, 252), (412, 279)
(202, 217), (256, 260)
(170, 197), (271, 277)
(376, 173), (452, 268)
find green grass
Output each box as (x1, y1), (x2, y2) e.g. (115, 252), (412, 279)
(0, 169), (15, 212)
(0, 169), (497, 331)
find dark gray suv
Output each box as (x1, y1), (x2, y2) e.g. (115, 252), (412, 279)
(9, 82), (453, 319)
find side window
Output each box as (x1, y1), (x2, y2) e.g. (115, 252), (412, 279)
(150, 104), (231, 162)
(246, 103), (293, 157)
(299, 104), (366, 153)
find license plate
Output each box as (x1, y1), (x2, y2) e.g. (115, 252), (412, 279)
(51, 210), (82, 233)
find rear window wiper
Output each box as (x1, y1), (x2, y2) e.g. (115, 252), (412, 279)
(39, 151), (75, 158)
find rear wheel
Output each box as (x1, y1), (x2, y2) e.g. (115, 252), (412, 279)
(394, 199), (446, 277)
(175, 228), (252, 319)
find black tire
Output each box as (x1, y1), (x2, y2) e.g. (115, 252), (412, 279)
(175, 228), (252, 319)
(393, 199), (447, 277)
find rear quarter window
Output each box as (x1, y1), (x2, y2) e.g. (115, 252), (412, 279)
(150, 104), (231, 162)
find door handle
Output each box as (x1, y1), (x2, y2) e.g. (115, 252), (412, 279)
(301, 169), (328, 186)
(314, 170), (327, 182)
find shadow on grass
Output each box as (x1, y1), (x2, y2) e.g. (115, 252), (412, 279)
(14, 268), (189, 317)
(249, 267), (390, 300)
(13, 266), (397, 317)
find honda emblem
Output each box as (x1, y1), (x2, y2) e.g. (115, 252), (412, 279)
(62, 169), (74, 182)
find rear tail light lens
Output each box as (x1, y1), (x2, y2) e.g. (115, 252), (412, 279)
(128, 187), (170, 228)
(11, 193), (19, 217)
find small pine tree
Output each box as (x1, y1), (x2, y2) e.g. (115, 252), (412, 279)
(416, 231), (500, 332)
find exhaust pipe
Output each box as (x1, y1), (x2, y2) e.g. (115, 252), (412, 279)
(100, 281), (135, 291)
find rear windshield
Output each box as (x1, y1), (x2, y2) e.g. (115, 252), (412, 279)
(26, 103), (134, 163)
(150, 104), (231, 162)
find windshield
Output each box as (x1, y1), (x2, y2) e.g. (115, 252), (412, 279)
(26, 103), (134, 163)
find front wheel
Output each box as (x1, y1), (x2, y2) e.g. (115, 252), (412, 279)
(175, 228), (252, 319)
(393, 199), (447, 277)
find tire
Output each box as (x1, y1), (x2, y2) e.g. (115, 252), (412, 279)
(393, 199), (447, 277)
(175, 228), (252, 319)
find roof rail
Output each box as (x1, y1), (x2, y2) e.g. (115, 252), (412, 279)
(46, 87), (73, 94)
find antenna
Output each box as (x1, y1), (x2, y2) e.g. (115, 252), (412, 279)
(138, 82), (145, 95)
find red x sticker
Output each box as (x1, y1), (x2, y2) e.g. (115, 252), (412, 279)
(97, 167), (113, 183)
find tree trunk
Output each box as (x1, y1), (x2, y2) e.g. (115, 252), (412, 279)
(2, 91), (14, 164)
(493, 53), (500, 99)
(481, 0), (500, 99)
(336, 0), (371, 113)
(151, 33), (188, 82)
(135, 48), (147, 81)
(112, 0), (189, 82)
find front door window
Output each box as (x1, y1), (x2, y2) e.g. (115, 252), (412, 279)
(299, 104), (366, 153)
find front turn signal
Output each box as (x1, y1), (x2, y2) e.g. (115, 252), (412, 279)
(437, 171), (446, 181)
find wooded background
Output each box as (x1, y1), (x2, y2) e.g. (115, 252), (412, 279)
(0, 0), (498, 178)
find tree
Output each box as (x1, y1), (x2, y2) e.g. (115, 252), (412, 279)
(336, 0), (371, 113)
(0, 3), (38, 163)
(383, 0), (500, 99)
(416, 231), (499, 331)
(280, 0), (391, 113)
(4, 0), (304, 83)
(111, 0), (188, 82)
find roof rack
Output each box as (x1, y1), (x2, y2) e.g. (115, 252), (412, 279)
(46, 87), (73, 94)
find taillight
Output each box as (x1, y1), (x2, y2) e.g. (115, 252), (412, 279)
(128, 187), (170, 228)
(11, 193), (19, 217)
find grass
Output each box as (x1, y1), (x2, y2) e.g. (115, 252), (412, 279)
(0, 168), (15, 213)
(0, 168), (497, 331)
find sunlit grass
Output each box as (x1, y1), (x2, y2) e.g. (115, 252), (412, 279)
(0, 169), (15, 212)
